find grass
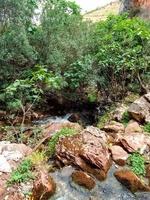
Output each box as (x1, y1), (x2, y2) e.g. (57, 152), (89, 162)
(128, 152), (146, 177)
(48, 127), (77, 157)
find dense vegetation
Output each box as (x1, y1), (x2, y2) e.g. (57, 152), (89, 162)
(0, 0), (150, 116)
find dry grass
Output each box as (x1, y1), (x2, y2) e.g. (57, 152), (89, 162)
(83, 1), (121, 22)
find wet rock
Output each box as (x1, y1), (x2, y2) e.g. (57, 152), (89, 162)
(119, 133), (147, 153)
(136, 192), (150, 200)
(68, 113), (81, 123)
(128, 94), (150, 123)
(56, 129), (111, 181)
(110, 145), (128, 166)
(125, 120), (142, 134)
(32, 170), (56, 200)
(103, 121), (124, 134)
(114, 169), (150, 192)
(72, 171), (96, 190)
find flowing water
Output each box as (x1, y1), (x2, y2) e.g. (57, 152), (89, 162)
(34, 114), (148, 200)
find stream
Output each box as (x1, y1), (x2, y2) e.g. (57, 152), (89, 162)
(34, 114), (149, 200)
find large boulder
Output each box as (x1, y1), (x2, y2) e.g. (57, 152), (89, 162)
(128, 93), (150, 123)
(56, 127), (111, 181)
(114, 169), (150, 192)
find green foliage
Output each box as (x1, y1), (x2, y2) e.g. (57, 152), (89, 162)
(143, 123), (150, 133)
(128, 152), (146, 176)
(87, 92), (97, 103)
(121, 111), (130, 125)
(64, 55), (93, 89)
(8, 159), (34, 185)
(0, 65), (64, 112)
(39, 0), (90, 69)
(49, 128), (77, 156)
(91, 14), (150, 95)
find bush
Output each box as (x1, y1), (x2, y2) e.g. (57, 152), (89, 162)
(91, 14), (150, 97)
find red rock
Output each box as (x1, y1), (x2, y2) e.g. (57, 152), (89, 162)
(128, 95), (150, 123)
(72, 171), (96, 190)
(103, 121), (125, 134)
(31, 170), (56, 200)
(56, 129), (111, 181)
(119, 133), (147, 153)
(125, 120), (142, 134)
(43, 122), (82, 136)
(110, 145), (128, 166)
(114, 169), (150, 192)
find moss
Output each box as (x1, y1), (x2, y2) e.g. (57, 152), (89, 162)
(48, 128), (77, 157)
(97, 112), (111, 129)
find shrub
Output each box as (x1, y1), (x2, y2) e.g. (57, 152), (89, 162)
(49, 128), (77, 156)
(128, 152), (146, 176)
(91, 14), (150, 96)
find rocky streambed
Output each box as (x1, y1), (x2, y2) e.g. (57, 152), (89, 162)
(0, 93), (150, 199)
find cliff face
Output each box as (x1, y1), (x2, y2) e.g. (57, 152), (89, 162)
(83, 1), (121, 22)
(121, 0), (150, 19)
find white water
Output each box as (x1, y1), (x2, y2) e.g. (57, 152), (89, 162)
(33, 113), (72, 125)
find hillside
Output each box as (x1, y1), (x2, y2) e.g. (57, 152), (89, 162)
(84, 1), (121, 22)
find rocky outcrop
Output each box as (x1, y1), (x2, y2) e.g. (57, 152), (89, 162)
(110, 145), (128, 166)
(121, 0), (150, 19)
(56, 127), (111, 181)
(114, 169), (150, 192)
(128, 93), (150, 123)
(71, 171), (96, 190)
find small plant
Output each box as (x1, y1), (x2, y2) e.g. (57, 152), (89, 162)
(29, 151), (47, 167)
(121, 111), (130, 125)
(128, 152), (146, 177)
(8, 159), (34, 185)
(143, 123), (150, 133)
(49, 128), (77, 156)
